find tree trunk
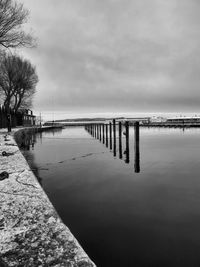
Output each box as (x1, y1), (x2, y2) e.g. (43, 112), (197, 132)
(5, 105), (11, 132)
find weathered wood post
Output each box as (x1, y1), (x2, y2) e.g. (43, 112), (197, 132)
(119, 121), (122, 159)
(100, 124), (102, 141)
(125, 121), (130, 163)
(113, 119), (116, 156)
(134, 121), (140, 173)
(109, 121), (112, 150)
(103, 123), (105, 144)
(106, 124), (108, 147)
(97, 124), (99, 139)
(95, 124), (97, 138)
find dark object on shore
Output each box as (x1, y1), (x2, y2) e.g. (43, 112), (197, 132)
(2, 151), (7, 156)
(4, 134), (10, 142)
(2, 151), (14, 157)
(0, 171), (9, 180)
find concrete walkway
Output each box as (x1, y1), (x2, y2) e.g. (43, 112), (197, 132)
(0, 129), (96, 267)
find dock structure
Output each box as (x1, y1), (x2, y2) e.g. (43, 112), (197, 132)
(140, 116), (200, 128)
(85, 119), (140, 173)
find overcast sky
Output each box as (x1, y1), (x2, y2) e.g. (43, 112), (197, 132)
(19, 0), (200, 119)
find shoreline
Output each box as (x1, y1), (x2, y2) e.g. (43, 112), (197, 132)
(0, 127), (96, 267)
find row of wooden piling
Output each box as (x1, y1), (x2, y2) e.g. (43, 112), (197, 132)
(85, 119), (140, 173)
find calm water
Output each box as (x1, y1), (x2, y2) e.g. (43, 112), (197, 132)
(17, 126), (200, 267)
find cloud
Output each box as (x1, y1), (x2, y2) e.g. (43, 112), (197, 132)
(19, 0), (200, 115)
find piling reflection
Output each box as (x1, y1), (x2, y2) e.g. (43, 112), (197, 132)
(85, 121), (141, 173)
(119, 122), (122, 159)
(134, 122), (140, 173)
(113, 119), (116, 157)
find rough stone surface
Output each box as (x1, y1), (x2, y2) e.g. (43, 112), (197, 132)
(0, 128), (96, 267)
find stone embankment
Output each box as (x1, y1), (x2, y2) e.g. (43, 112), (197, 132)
(0, 128), (96, 267)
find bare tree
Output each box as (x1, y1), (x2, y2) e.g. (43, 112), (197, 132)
(0, 53), (17, 109)
(0, 0), (34, 48)
(0, 53), (38, 112)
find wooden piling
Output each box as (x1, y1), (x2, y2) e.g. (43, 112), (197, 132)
(103, 124), (105, 144)
(113, 119), (116, 156)
(97, 123), (100, 139)
(109, 122), (112, 150)
(119, 121), (122, 159)
(134, 121), (140, 173)
(125, 121), (130, 163)
(106, 124), (108, 147)
(100, 124), (102, 141)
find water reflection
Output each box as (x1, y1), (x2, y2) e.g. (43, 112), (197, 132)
(15, 130), (36, 150)
(85, 121), (140, 173)
(15, 129), (61, 185)
(113, 119), (116, 157)
(134, 122), (140, 173)
(16, 126), (200, 267)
